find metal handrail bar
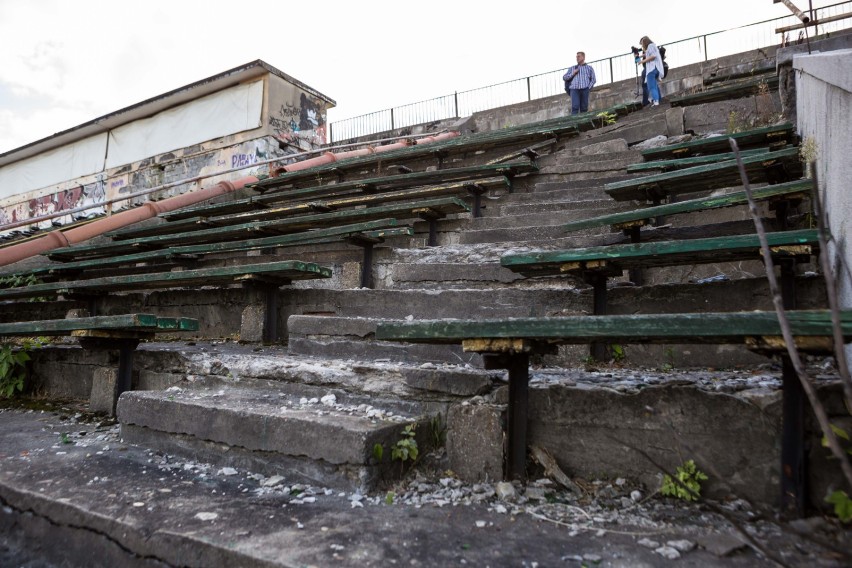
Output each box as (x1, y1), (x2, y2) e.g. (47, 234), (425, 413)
(329, 1), (852, 141)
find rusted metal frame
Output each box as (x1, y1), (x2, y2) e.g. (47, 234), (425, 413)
(485, 138), (556, 166)
(776, 11), (852, 33)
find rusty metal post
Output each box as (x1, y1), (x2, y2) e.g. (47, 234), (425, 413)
(506, 353), (530, 481)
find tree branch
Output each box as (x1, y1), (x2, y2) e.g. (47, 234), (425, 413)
(729, 138), (852, 491)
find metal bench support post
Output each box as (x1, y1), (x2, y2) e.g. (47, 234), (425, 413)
(781, 355), (805, 517)
(506, 353), (530, 481)
(627, 226), (644, 286)
(779, 258), (805, 516)
(427, 219), (438, 247)
(483, 351), (531, 481)
(360, 243), (375, 289)
(590, 274), (608, 361)
(115, 340), (136, 408)
(263, 284), (279, 344)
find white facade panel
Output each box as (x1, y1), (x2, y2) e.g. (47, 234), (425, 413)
(0, 133), (108, 203)
(105, 80), (264, 168)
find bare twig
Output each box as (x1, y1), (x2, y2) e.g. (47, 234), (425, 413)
(607, 434), (788, 567)
(667, 422), (852, 561)
(729, 138), (852, 491)
(808, 163), (852, 412)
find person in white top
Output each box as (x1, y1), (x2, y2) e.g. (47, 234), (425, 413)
(638, 36), (665, 106)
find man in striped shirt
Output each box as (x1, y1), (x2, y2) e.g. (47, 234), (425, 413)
(563, 52), (596, 115)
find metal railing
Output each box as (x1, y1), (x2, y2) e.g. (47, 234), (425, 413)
(329, 1), (852, 142)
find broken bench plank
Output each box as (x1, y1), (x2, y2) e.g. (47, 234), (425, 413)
(563, 179), (809, 233)
(604, 146), (802, 202)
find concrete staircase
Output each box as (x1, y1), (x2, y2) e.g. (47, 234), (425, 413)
(102, 89), (825, 501)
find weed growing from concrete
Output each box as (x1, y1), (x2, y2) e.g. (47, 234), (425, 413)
(661, 459), (708, 501)
(392, 424), (419, 464)
(0, 339), (42, 398)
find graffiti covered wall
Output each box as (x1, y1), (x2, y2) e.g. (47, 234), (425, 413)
(0, 68), (334, 236)
(266, 74), (331, 150)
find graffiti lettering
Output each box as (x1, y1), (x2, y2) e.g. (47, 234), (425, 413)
(232, 153), (258, 169)
(278, 103), (301, 118)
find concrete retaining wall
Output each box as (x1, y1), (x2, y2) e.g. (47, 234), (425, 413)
(794, 47), (852, 370)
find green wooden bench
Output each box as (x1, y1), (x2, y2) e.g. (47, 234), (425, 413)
(626, 145), (792, 172)
(0, 314), (198, 413)
(703, 63), (776, 86)
(0, 261), (330, 343)
(267, 103), (641, 187)
(30, 219), (409, 289)
(640, 123), (795, 161)
(49, 197), (470, 263)
(502, 228), (819, 359)
(119, 176), (504, 236)
(604, 146), (803, 202)
(376, 308), (852, 514)
(563, 179), (810, 237)
(669, 74), (780, 107)
(249, 160), (538, 196)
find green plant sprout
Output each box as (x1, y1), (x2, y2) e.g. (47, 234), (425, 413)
(661, 459), (708, 501)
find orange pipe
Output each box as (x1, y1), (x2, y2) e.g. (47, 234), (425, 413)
(0, 177), (257, 268)
(0, 131), (459, 268)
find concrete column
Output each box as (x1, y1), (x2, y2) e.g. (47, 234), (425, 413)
(793, 48), (852, 372)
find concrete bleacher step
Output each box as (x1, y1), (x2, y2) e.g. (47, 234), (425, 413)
(530, 174), (640, 192)
(288, 315), (484, 366)
(284, 287), (588, 319)
(118, 378), (438, 492)
(457, 223), (613, 245)
(452, 208), (618, 231)
(497, 200), (632, 218)
(535, 153), (643, 177)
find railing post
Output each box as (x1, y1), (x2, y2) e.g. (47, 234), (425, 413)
(703, 34), (708, 61)
(609, 57), (614, 84)
(526, 77), (531, 101)
(454, 91), (459, 118)
(390, 108), (395, 131)
(329, 122), (334, 144)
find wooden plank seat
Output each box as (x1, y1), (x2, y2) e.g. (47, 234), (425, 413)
(501, 228), (819, 360)
(563, 179), (811, 237)
(703, 62), (776, 86)
(375, 308), (852, 513)
(640, 123), (795, 161)
(604, 146), (803, 202)
(0, 313), (199, 413)
(49, 197), (470, 262)
(0, 260), (331, 301)
(31, 218), (404, 281)
(129, 174), (509, 229)
(502, 227), (817, 280)
(32, 219), (410, 290)
(0, 260), (330, 343)
(626, 145), (793, 172)
(669, 74), (780, 107)
(248, 160), (538, 197)
(262, 103), (641, 188)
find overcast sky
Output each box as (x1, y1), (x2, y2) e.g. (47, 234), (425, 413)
(0, 0), (838, 154)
